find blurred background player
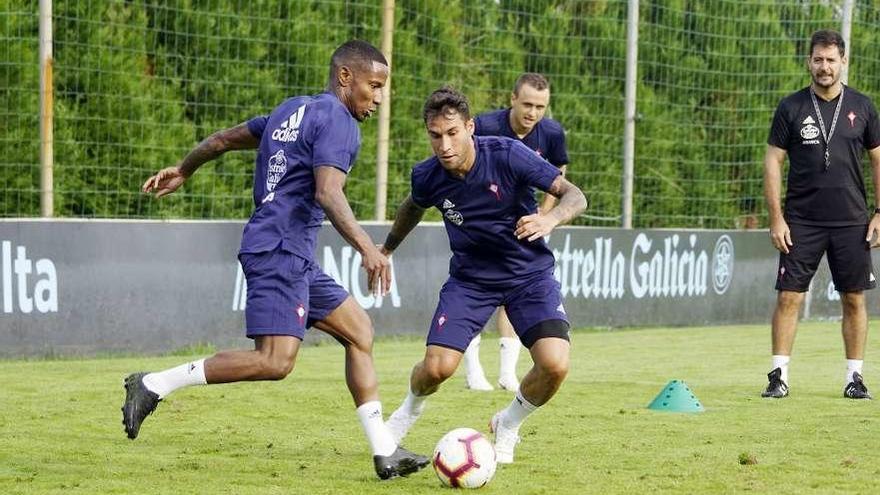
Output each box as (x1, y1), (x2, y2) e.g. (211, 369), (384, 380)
(763, 29), (880, 400)
(463, 72), (570, 392)
(121, 40), (429, 479)
(382, 87), (587, 463)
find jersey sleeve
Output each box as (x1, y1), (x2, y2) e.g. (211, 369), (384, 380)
(545, 125), (569, 167)
(473, 114), (485, 135)
(864, 99), (880, 150)
(767, 101), (790, 149)
(311, 104), (360, 174)
(508, 141), (561, 192)
(246, 115), (268, 138)
(410, 165), (434, 208)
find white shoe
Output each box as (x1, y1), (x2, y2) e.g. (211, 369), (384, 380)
(489, 411), (520, 464)
(386, 406), (421, 445)
(466, 373), (494, 391)
(497, 375), (520, 392)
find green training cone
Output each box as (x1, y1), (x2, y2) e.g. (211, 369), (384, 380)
(647, 379), (705, 413)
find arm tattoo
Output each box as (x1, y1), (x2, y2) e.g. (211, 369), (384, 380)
(384, 195), (427, 252)
(546, 176), (588, 225)
(179, 124), (258, 177)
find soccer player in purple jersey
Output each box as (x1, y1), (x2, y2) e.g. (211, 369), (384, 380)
(382, 87), (587, 464)
(121, 40), (429, 480)
(463, 73), (570, 392)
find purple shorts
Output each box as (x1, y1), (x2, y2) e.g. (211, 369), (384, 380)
(238, 247), (349, 340)
(427, 274), (569, 352)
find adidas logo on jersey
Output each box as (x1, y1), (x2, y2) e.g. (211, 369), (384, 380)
(442, 199), (455, 209)
(802, 115), (816, 125)
(271, 105), (306, 143)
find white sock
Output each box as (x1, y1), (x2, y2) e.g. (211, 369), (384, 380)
(142, 359), (207, 399)
(498, 337), (521, 378)
(771, 355), (790, 384)
(356, 401), (397, 456)
(846, 359), (864, 384)
(500, 389), (538, 429)
(464, 334), (486, 378)
(401, 388), (427, 416)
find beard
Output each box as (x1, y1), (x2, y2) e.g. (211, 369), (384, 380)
(811, 71), (839, 88)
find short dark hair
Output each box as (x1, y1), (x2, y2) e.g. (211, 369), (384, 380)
(423, 86), (471, 124)
(329, 40), (387, 80)
(810, 29), (845, 58)
(513, 73), (550, 95)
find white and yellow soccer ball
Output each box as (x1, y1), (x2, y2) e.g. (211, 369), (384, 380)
(432, 427), (497, 488)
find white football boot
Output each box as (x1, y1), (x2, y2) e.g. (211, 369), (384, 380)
(489, 411), (521, 464)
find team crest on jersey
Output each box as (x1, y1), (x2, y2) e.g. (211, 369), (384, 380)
(266, 150), (287, 192)
(800, 121), (820, 140)
(848, 111), (857, 127)
(441, 198), (464, 226)
(445, 210), (464, 226)
(488, 183), (501, 200)
(271, 105), (306, 143)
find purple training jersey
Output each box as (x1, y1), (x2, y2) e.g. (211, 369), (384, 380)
(474, 108), (568, 167)
(410, 136), (561, 288)
(239, 92), (360, 260)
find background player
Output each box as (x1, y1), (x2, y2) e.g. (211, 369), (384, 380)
(121, 40), (429, 479)
(382, 87), (587, 463)
(463, 73), (570, 392)
(762, 29), (880, 400)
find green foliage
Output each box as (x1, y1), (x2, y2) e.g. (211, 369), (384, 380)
(3, 1), (880, 227)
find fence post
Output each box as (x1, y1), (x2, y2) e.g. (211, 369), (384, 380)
(375, 0), (395, 221)
(621, 0), (639, 228)
(840, 0), (854, 85)
(39, 0), (54, 217)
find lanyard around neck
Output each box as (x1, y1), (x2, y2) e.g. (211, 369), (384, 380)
(809, 85), (845, 171)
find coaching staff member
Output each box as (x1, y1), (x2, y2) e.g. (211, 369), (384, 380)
(762, 29), (880, 399)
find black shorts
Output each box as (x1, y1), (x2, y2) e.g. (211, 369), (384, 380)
(775, 223), (876, 293)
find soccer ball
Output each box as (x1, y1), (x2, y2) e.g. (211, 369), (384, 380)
(432, 427), (497, 488)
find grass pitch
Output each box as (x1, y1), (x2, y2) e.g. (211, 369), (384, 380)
(1, 321), (878, 494)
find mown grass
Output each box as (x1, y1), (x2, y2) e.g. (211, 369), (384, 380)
(1, 321), (877, 494)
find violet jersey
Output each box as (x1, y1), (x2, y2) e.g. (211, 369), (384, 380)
(410, 136), (562, 288)
(239, 92), (360, 259)
(768, 85), (880, 226)
(474, 108), (569, 167)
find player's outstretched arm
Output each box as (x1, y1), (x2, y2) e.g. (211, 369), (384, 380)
(515, 175), (586, 241)
(314, 166), (391, 295)
(381, 195), (427, 254)
(142, 123), (260, 198)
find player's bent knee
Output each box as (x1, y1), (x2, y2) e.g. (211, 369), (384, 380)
(422, 358), (457, 384)
(539, 359), (569, 384)
(260, 354), (296, 380)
